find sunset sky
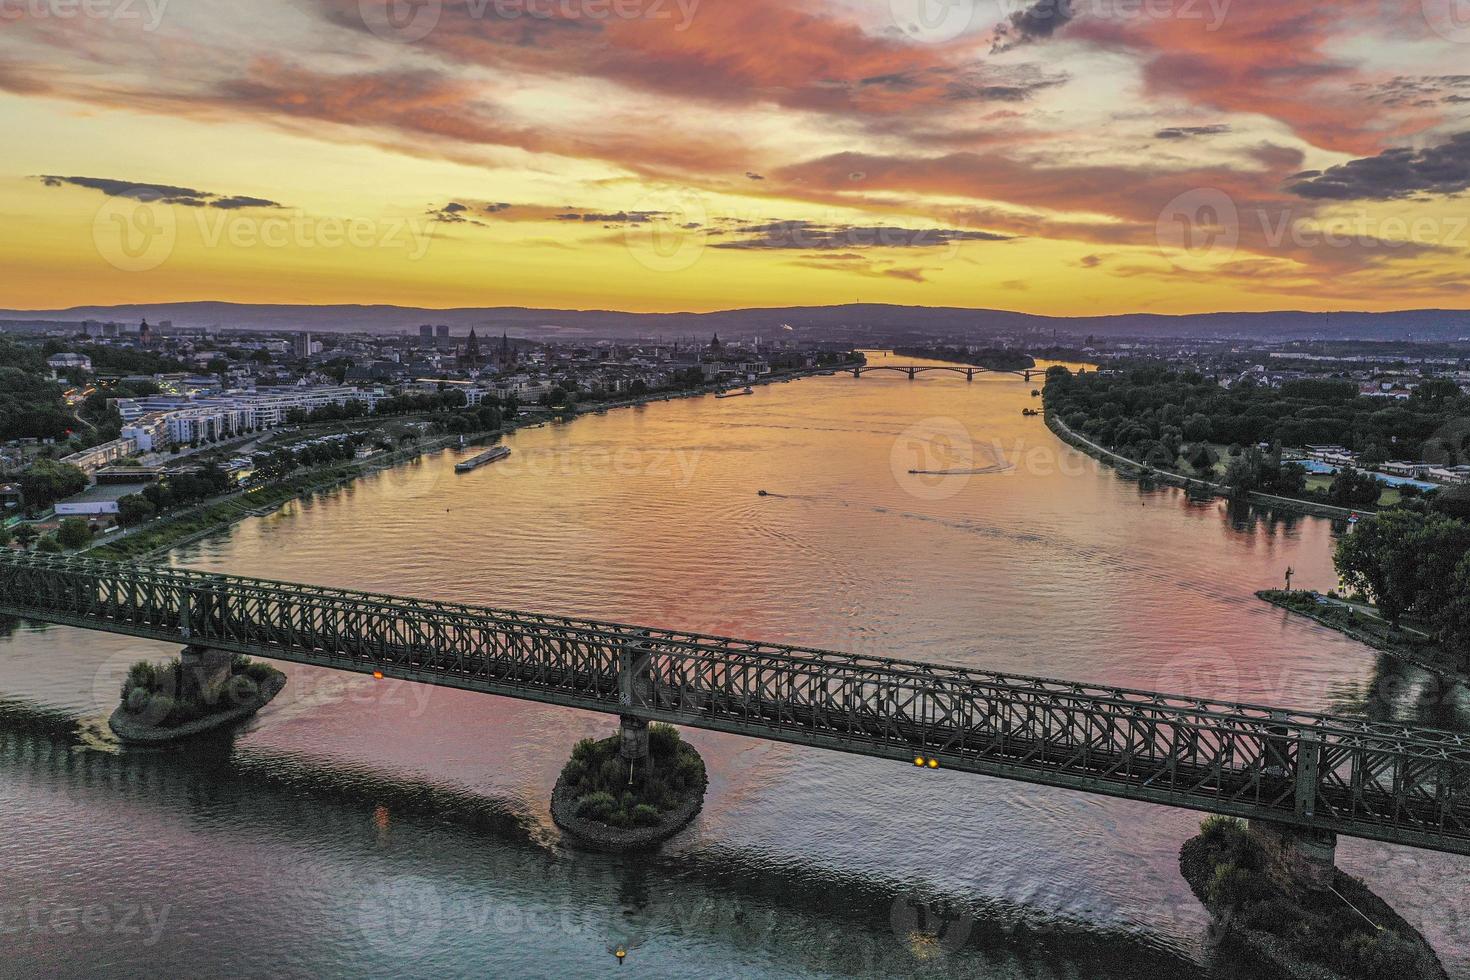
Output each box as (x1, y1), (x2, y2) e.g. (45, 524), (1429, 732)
(1, 0), (1468, 314)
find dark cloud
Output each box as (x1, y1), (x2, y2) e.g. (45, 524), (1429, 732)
(1354, 75), (1470, 109)
(1287, 132), (1470, 200)
(992, 0), (1075, 54)
(1079, 254), (1103, 268)
(945, 81), (1064, 102)
(211, 195), (283, 210)
(37, 175), (283, 209)
(557, 210), (665, 224)
(428, 201), (481, 224)
(713, 219), (1012, 250)
(942, 64), (1068, 103)
(484, 202), (512, 213)
(746, 172), (765, 181)
(1155, 125), (1232, 140)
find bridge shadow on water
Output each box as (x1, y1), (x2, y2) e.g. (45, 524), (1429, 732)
(0, 697), (1257, 979)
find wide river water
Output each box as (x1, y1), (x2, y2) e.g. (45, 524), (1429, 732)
(2, 352), (1467, 979)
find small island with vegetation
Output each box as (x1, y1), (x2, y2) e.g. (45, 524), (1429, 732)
(1180, 816), (1447, 980)
(109, 652), (286, 745)
(551, 723), (707, 852)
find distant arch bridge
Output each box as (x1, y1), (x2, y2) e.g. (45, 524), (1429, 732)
(850, 364), (1046, 383)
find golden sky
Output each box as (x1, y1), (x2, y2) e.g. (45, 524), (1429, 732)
(1, 0), (1468, 314)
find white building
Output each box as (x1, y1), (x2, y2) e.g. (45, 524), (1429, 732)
(47, 353), (93, 373)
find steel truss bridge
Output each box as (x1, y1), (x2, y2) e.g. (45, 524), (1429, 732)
(850, 364), (1046, 382)
(1, 552), (1467, 855)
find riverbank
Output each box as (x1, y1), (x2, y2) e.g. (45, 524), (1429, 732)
(1045, 412), (1373, 521)
(1180, 816), (1447, 980)
(1256, 590), (1465, 680)
(82, 426), (499, 561)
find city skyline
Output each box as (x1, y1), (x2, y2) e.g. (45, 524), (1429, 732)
(2, 1), (1469, 315)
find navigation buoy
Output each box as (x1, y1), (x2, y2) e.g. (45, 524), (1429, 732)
(757, 490), (770, 497)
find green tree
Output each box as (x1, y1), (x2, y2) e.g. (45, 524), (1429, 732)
(34, 533), (62, 553)
(116, 494), (156, 528)
(0, 524), (11, 549)
(1187, 444), (1220, 478)
(1327, 467), (1383, 508)
(1223, 448), (1264, 497)
(1335, 511), (1432, 627)
(1431, 485), (1470, 521)
(56, 517), (93, 549)
(18, 460), (88, 512)
(13, 524), (38, 550)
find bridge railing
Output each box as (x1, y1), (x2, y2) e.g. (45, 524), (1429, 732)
(1, 551), (1467, 851)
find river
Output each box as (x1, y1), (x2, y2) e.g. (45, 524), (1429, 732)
(2, 351), (1466, 979)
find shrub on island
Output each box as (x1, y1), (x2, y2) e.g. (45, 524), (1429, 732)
(559, 724), (706, 829)
(120, 654), (279, 729)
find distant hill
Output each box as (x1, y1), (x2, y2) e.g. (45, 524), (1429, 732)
(1, 302), (1467, 342)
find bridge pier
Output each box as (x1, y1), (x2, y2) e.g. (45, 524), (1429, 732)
(966, 369), (975, 382)
(1248, 821), (1337, 894)
(906, 368), (916, 379)
(618, 637), (654, 763)
(179, 644), (234, 705)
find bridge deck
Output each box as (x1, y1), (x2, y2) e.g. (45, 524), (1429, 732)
(1, 552), (1467, 854)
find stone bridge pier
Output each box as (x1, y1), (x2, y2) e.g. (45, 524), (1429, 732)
(618, 638), (654, 763)
(1248, 821), (1338, 894)
(1250, 726), (1337, 893)
(179, 644), (234, 705)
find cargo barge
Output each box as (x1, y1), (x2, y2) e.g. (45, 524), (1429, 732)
(455, 445), (512, 473)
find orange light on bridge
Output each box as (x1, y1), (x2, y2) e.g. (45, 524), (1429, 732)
(373, 671), (384, 680)
(927, 758), (939, 769)
(914, 757), (925, 767)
